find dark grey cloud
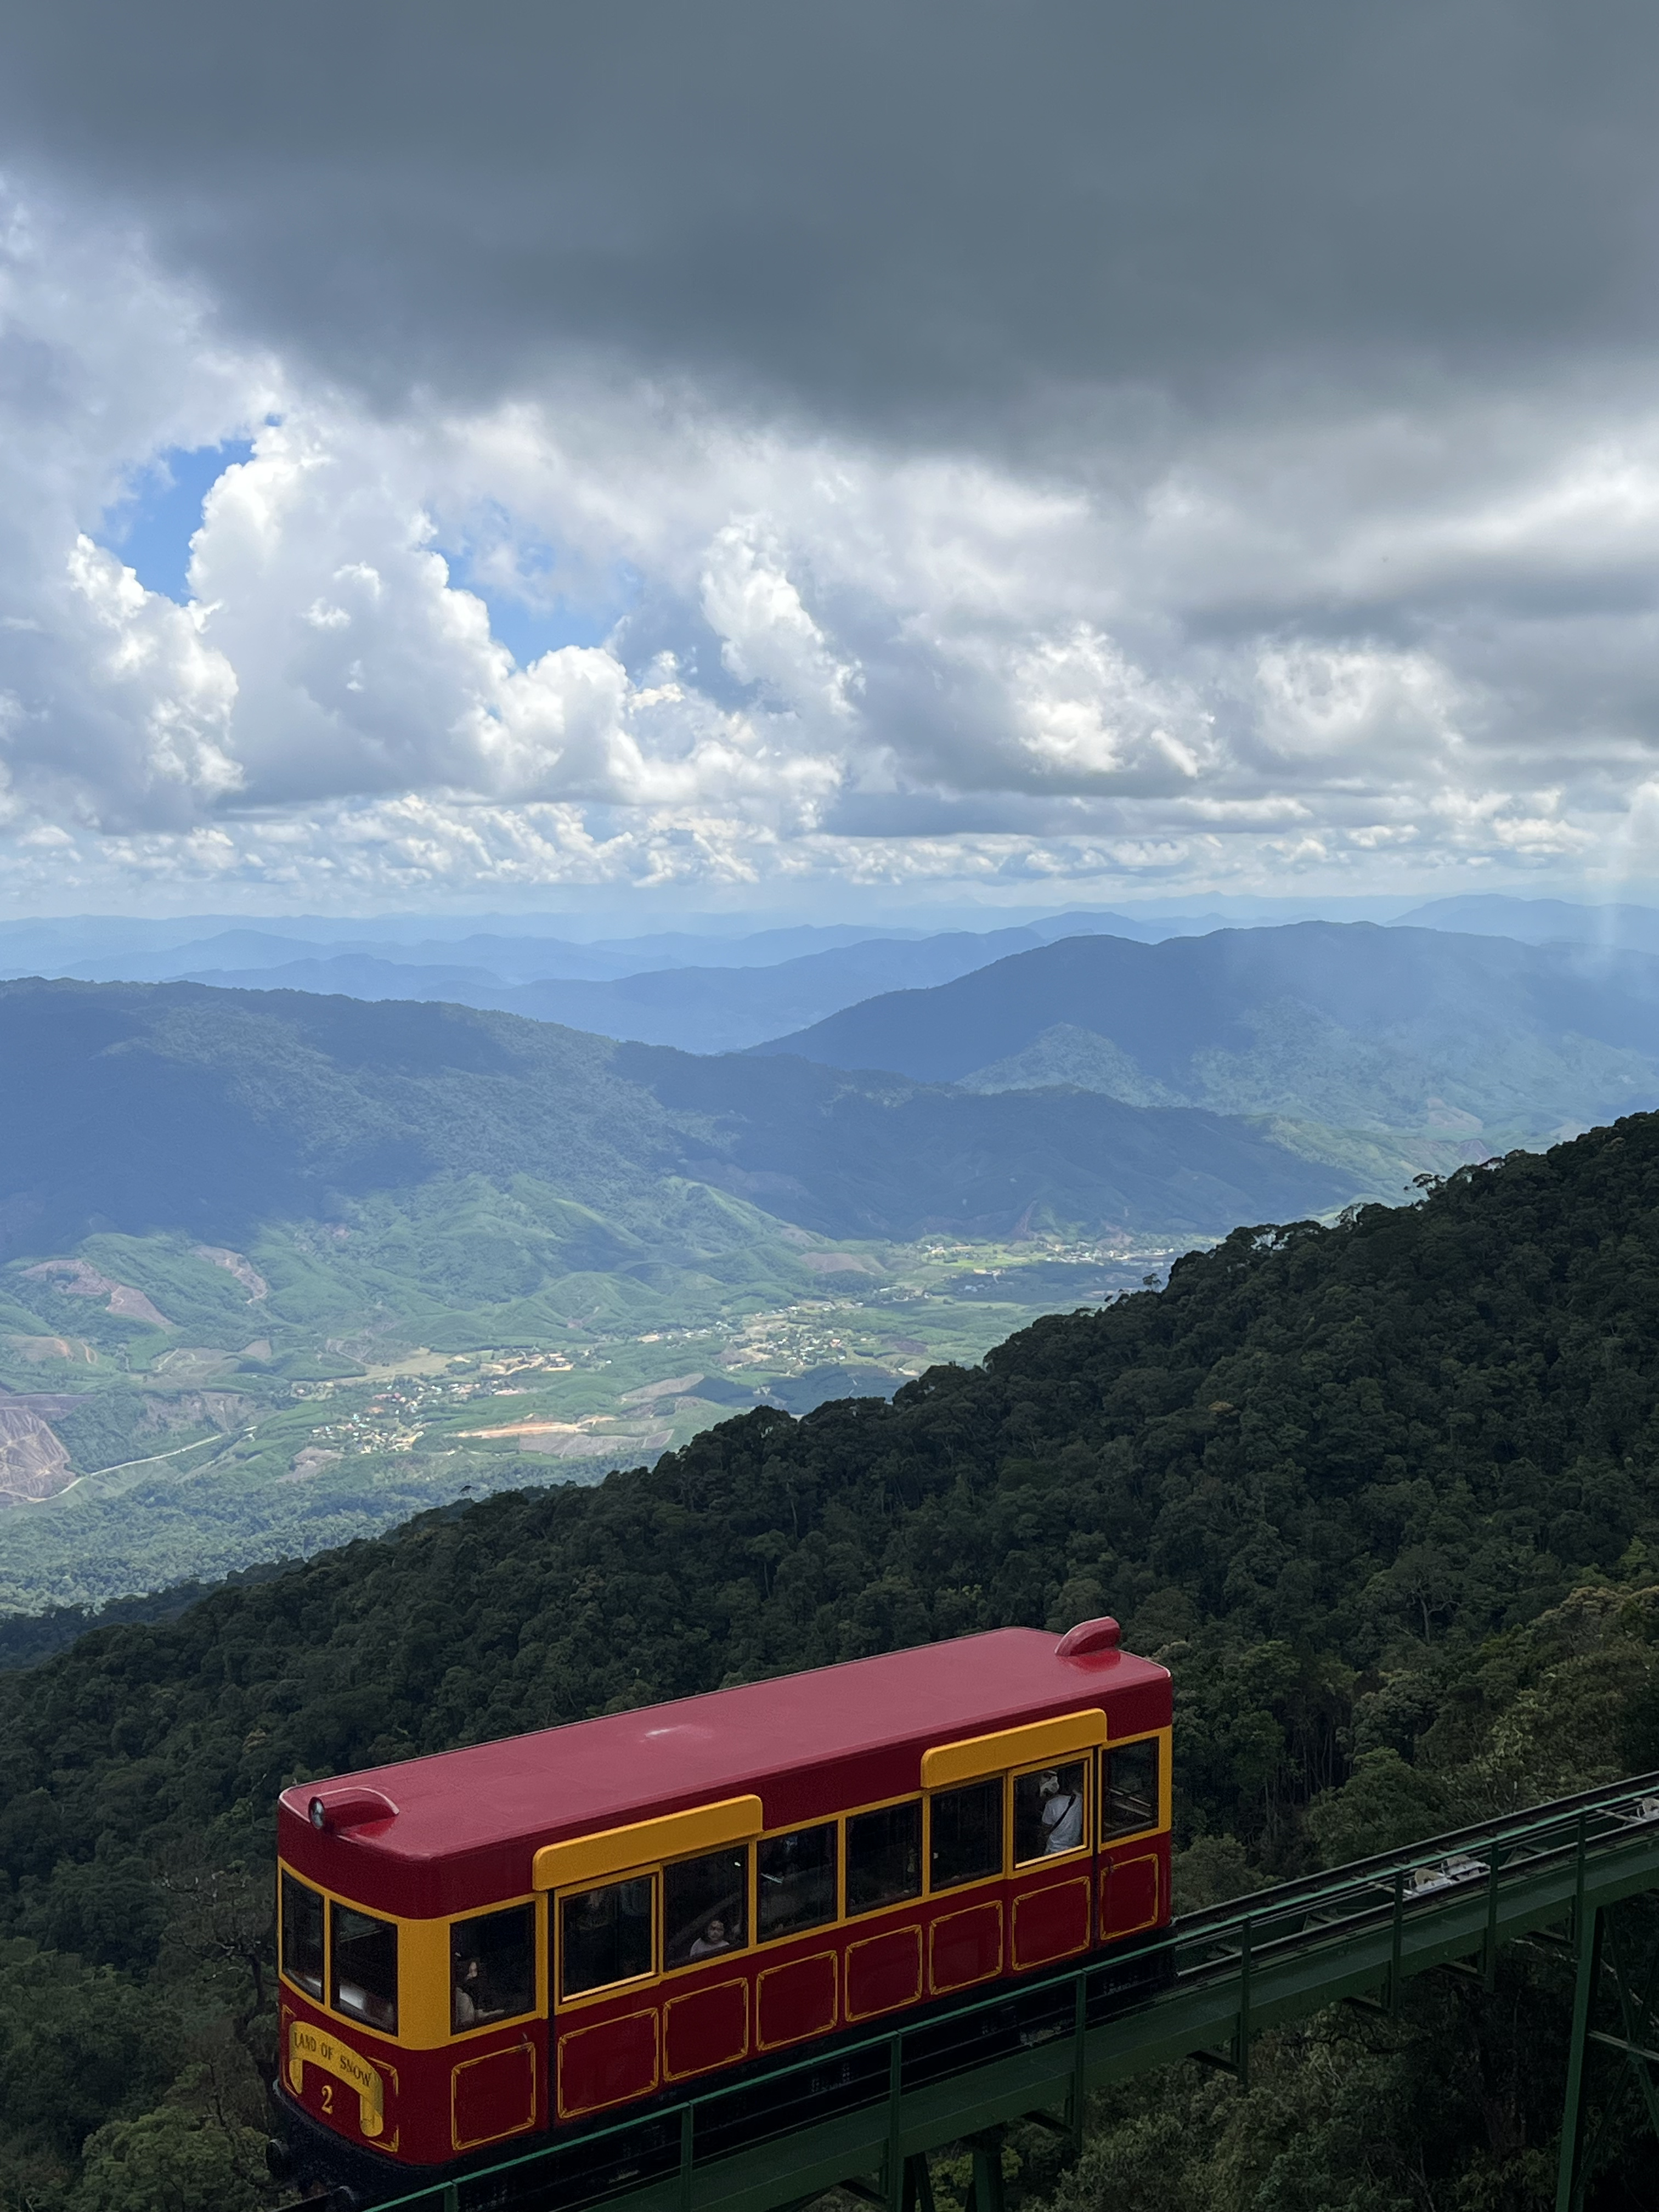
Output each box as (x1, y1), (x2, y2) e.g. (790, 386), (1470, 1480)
(8, 1), (1659, 433)
(6, 1), (1659, 907)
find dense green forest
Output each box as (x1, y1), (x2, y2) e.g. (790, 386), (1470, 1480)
(6, 1114), (1659, 2209)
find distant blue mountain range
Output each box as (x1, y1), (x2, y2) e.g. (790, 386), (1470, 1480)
(4, 896), (1659, 1061)
(3, 909), (1175, 1053)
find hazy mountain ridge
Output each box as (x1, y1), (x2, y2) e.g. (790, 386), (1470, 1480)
(0, 978), (1356, 1256)
(12, 898), (1659, 1060)
(164, 912), (1178, 1052)
(176, 927), (1054, 1053)
(965, 1000), (1648, 1136)
(1398, 893), (1659, 953)
(3, 909), (1178, 1052)
(761, 923), (1659, 1155)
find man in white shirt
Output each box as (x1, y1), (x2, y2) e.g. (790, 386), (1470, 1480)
(1039, 1769), (1083, 1853)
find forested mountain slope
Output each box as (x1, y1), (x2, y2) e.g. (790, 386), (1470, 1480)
(5, 1116), (1659, 2205)
(758, 921), (1659, 1155)
(0, 978), (1351, 1253)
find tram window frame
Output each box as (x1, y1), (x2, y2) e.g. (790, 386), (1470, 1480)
(558, 1875), (657, 2001)
(330, 1900), (399, 2034)
(1099, 1736), (1162, 1843)
(280, 1872), (325, 2000)
(1012, 1759), (1089, 1867)
(663, 1846), (750, 1972)
(450, 1901), (537, 2035)
(845, 1799), (923, 1917)
(757, 1822), (838, 1942)
(928, 1776), (1006, 1893)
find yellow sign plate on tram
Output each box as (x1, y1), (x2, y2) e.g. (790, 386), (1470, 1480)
(288, 2021), (386, 2137)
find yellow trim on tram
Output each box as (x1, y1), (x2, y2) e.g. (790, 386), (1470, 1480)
(921, 1707), (1107, 1790)
(532, 1795), (764, 1893)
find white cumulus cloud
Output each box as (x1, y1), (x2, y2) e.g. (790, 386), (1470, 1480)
(4, 159), (1659, 910)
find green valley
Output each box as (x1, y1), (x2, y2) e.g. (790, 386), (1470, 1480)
(0, 977), (1354, 1611)
(0, 1180), (1190, 1612)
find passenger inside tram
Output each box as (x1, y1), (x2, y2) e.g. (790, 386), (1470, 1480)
(450, 1903), (536, 2031)
(688, 1915), (731, 1957)
(664, 1848), (748, 1968)
(1013, 1763), (1085, 1861)
(451, 1955), (494, 2028)
(1039, 1768), (1084, 1853)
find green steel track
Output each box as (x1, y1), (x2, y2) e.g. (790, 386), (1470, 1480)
(366, 1770), (1659, 2212)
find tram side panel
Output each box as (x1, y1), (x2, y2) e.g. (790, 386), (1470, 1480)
(273, 1754), (1172, 2168)
(270, 1622), (1173, 2194)
(548, 1724), (1174, 2125)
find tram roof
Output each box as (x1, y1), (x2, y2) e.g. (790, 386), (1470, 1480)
(277, 1625), (1170, 1916)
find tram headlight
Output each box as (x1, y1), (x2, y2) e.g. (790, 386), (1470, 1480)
(304, 1785), (399, 1832)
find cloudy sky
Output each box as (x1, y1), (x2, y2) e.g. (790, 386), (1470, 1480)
(5, 0), (1659, 917)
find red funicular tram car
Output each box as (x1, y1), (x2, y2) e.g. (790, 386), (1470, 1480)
(273, 1618), (1171, 2203)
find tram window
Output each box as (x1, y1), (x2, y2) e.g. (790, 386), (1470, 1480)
(560, 1876), (655, 1999)
(451, 1903), (535, 2033)
(846, 1801), (922, 1915)
(280, 1874), (324, 1999)
(929, 1778), (1005, 1892)
(1014, 1762), (1087, 1864)
(330, 1902), (398, 2033)
(1101, 1738), (1160, 1841)
(664, 1847), (749, 1970)
(758, 1823), (838, 1939)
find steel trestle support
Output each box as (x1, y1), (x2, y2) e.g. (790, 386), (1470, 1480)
(1555, 1881), (1659, 2208)
(362, 1771), (1659, 2212)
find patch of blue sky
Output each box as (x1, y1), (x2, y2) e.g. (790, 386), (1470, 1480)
(101, 438), (256, 602)
(476, 588), (624, 663)
(437, 522), (639, 665)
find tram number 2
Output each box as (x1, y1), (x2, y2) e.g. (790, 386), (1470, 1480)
(319, 2081), (335, 2115)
